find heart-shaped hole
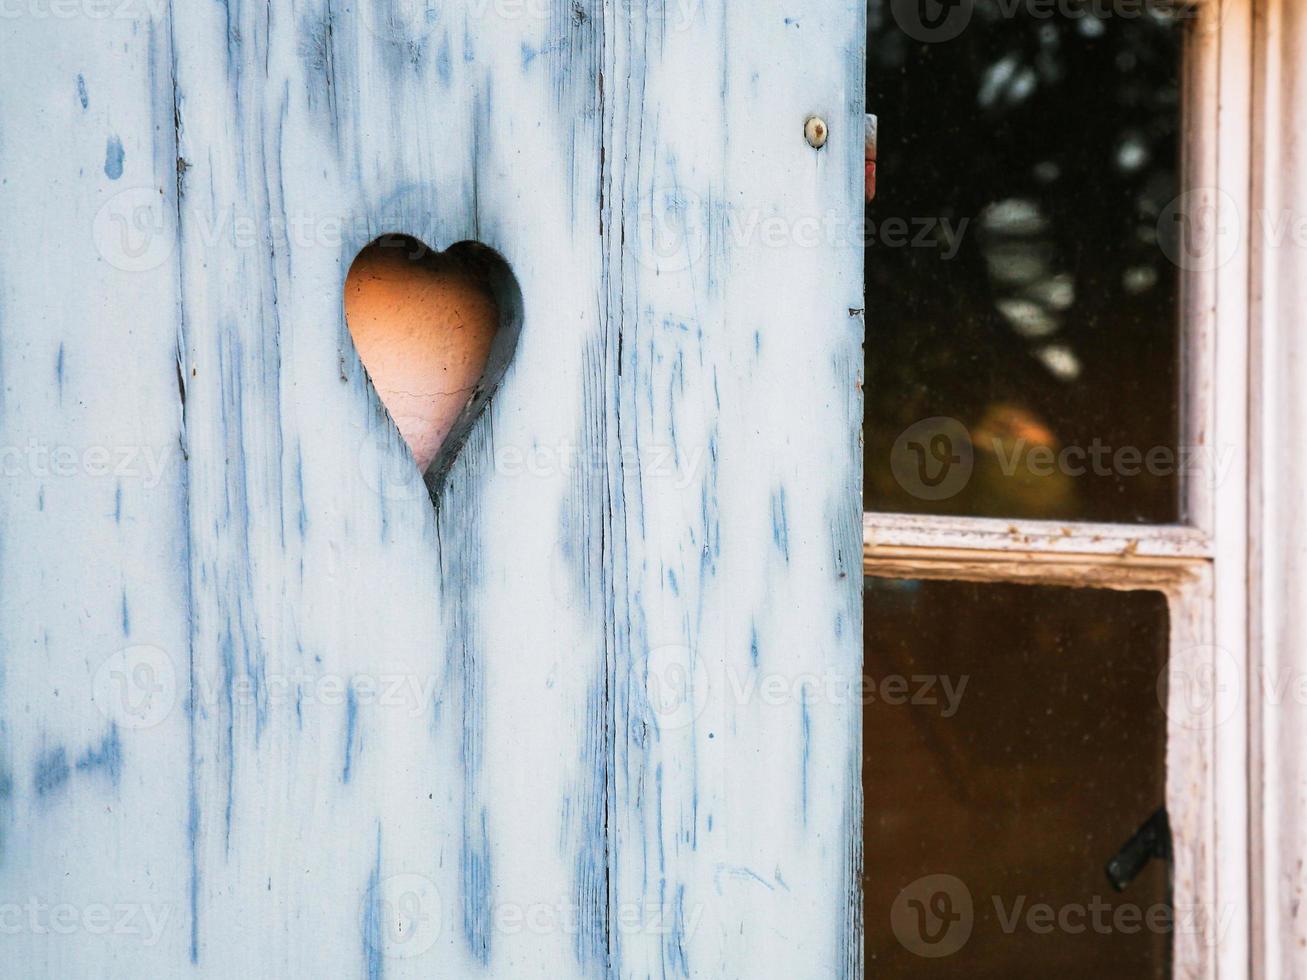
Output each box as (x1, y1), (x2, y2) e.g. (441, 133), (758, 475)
(344, 233), (522, 491)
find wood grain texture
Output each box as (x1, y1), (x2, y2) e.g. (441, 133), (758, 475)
(0, 2), (864, 976)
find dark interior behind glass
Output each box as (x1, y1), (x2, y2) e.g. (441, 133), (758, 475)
(863, 578), (1171, 977)
(865, 0), (1187, 523)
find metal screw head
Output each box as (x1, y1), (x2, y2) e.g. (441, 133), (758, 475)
(805, 116), (829, 149)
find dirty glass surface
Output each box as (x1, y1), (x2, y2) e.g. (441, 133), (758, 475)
(865, 0), (1190, 523)
(863, 578), (1171, 978)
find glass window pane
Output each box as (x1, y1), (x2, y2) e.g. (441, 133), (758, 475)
(864, 579), (1170, 977)
(865, 1), (1189, 523)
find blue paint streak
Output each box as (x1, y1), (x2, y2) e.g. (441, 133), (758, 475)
(664, 883), (690, 975)
(462, 809), (492, 964)
(76, 73), (88, 109)
(219, 629), (236, 850)
(362, 830), (384, 980)
(800, 701), (811, 826)
(295, 450), (308, 536)
(0, 760), (10, 860)
(33, 747), (70, 796)
(435, 32), (452, 84)
(572, 675), (608, 970)
(104, 135), (124, 180)
(342, 684), (360, 783)
(120, 590), (130, 635)
(770, 486), (791, 562)
(75, 724), (123, 786)
(187, 763), (200, 963)
(55, 343), (65, 394)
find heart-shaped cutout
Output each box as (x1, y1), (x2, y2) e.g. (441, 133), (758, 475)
(345, 234), (522, 490)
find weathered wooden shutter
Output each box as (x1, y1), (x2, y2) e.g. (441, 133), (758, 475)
(0, 2), (864, 976)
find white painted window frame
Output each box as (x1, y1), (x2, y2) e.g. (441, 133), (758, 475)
(862, 2), (1256, 977)
(1248, 0), (1307, 977)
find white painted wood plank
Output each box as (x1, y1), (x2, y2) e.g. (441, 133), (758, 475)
(0, 11), (194, 977)
(166, 4), (511, 975)
(598, 6), (864, 977)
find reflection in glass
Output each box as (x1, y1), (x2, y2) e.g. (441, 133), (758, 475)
(864, 579), (1170, 978)
(865, 1), (1187, 522)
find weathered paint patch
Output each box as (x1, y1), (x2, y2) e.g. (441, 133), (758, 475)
(76, 725), (123, 786)
(104, 135), (124, 179)
(33, 746), (70, 796)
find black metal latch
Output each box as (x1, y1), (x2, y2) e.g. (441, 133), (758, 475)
(1105, 806), (1172, 892)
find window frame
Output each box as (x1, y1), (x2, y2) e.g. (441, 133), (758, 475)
(861, 2), (1253, 976)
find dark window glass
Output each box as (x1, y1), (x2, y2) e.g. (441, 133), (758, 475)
(864, 579), (1170, 977)
(865, 1), (1188, 523)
